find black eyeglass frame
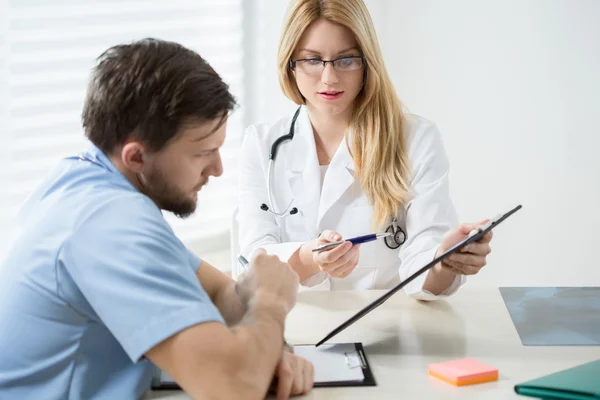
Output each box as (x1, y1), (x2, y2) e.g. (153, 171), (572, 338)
(289, 56), (366, 71)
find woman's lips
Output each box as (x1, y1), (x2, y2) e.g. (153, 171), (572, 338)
(318, 91), (344, 100)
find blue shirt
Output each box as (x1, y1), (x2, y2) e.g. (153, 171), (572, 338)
(0, 144), (225, 399)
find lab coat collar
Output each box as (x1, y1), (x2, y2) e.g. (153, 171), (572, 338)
(286, 107), (314, 173)
(284, 106), (357, 230)
(284, 107), (320, 236)
(317, 134), (355, 224)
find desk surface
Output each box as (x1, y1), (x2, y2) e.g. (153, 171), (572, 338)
(147, 286), (600, 399)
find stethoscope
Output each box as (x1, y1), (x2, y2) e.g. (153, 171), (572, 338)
(259, 106), (302, 217)
(259, 106), (408, 250)
(384, 219), (407, 249)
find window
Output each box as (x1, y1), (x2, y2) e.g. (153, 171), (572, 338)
(0, 0), (244, 258)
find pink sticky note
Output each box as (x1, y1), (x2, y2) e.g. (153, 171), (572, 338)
(428, 358), (498, 386)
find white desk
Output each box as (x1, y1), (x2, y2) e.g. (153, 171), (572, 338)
(148, 286), (600, 399)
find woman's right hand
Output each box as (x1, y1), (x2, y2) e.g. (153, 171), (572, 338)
(311, 230), (360, 279)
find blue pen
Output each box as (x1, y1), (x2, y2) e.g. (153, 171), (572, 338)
(312, 232), (392, 253)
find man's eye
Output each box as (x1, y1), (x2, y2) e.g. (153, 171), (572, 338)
(196, 149), (218, 157)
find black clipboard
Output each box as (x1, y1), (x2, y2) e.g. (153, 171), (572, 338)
(150, 372), (179, 391)
(150, 342), (376, 390)
(315, 204), (523, 347)
(294, 342), (376, 387)
(318, 343), (376, 387)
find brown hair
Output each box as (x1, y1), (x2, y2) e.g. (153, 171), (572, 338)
(82, 38), (236, 154)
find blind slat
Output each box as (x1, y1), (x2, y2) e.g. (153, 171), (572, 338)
(3, 0), (244, 245)
(11, 1), (238, 14)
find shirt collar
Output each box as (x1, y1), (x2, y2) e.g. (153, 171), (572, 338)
(81, 142), (140, 193)
(83, 142), (120, 174)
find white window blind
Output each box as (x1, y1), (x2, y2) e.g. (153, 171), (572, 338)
(1, 0), (244, 255)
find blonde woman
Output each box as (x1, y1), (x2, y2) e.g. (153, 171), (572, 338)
(237, 0), (493, 299)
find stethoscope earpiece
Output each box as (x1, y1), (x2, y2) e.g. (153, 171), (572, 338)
(260, 203), (298, 217)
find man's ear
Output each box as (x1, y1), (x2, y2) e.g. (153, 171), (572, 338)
(121, 142), (146, 174)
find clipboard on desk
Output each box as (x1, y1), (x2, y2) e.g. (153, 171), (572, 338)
(294, 342), (376, 387)
(316, 204), (523, 347)
(150, 369), (180, 391)
(150, 342), (376, 390)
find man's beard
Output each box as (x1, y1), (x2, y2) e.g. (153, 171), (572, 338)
(139, 167), (198, 219)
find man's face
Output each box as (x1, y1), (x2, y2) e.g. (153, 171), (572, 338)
(140, 118), (226, 218)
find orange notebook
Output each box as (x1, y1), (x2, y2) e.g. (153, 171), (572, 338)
(428, 358), (498, 386)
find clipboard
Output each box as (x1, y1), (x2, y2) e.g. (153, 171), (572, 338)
(293, 342), (376, 387)
(150, 342), (376, 390)
(150, 370), (179, 391)
(315, 204), (523, 347)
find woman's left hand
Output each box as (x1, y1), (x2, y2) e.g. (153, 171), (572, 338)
(438, 221), (493, 275)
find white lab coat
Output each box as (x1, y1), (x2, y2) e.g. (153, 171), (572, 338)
(237, 106), (464, 300)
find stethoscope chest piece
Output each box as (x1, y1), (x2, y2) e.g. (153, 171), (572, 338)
(384, 220), (407, 249)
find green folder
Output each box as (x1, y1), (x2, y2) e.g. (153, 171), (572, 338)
(514, 359), (600, 399)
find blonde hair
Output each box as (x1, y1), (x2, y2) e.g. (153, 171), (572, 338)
(277, 0), (411, 229)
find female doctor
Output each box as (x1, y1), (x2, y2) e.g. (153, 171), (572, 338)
(237, 0), (493, 299)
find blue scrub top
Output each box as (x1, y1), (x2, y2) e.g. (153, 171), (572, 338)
(0, 144), (224, 399)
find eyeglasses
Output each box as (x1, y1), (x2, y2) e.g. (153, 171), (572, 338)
(289, 56), (365, 76)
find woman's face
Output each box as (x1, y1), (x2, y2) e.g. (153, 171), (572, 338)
(291, 19), (365, 117)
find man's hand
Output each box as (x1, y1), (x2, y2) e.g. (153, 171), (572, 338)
(272, 350), (314, 400)
(235, 249), (299, 314)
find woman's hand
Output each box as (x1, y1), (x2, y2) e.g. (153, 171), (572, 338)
(310, 230), (360, 279)
(437, 221), (493, 275)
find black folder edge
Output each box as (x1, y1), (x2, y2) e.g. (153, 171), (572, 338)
(151, 343), (376, 391)
(315, 204), (523, 347)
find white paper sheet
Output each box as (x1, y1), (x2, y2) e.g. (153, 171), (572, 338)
(292, 343), (365, 383)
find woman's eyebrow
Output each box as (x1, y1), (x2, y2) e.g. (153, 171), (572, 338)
(297, 46), (360, 56)
(336, 47), (360, 55)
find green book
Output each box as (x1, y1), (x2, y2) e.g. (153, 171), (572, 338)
(515, 359), (600, 399)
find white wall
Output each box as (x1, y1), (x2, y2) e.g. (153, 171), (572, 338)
(246, 0), (600, 286)
(380, 0), (600, 286)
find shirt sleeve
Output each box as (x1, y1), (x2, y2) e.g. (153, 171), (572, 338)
(58, 194), (225, 362)
(399, 120), (465, 300)
(186, 246), (202, 272)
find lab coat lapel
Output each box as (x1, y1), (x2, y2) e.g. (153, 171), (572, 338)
(285, 108), (320, 238)
(317, 137), (355, 225)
